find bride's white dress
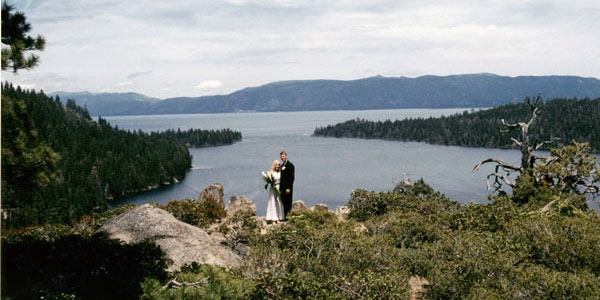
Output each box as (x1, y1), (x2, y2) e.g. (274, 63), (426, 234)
(266, 171), (284, 221)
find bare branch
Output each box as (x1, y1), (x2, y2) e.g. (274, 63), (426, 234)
(510, 138), (522, 147)
(473, 158), (520, 173)
(500, 118), (519, 129)
(484, 168), (516, 191)
(535, 137), (560, 151)
(162, 276), (209, 290)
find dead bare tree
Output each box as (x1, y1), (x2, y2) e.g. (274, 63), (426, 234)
(473, 93), (558, 193)
(162, 276), (209, 290)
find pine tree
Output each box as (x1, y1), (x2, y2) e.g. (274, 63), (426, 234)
(1, 2), (46, 72)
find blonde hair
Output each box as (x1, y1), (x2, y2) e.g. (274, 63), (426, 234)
(271, 160), (281, 172)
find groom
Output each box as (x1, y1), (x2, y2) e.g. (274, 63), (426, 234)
(279, 150), (295, 219)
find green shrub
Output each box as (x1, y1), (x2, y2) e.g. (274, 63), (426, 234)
(163, 198), (203, 225)
(348, 188), (459, 221)
(414, 210), (600, 299)
(511, 173), (555, 205)
(162, 196), (226, 228)
(367, 211), (443, 249)
(444, 197), (519, 232)
(198, 195), (227, 223)
(141, 263), (253, 300)
(503, 215), (600, 275)
(465, 265), (600, 300)
(218, 209), (263, 245)
(247, 209), (411, 299)
(421, 232), (512, 299)
(347, 189), (393, 220)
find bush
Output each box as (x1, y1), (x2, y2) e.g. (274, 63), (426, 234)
(415, 210), (600, 299)
(141, 263), (253, 300)
(247, 209), (411, 299)
(444, 197), (520, 232)
(218, 209), (263, 246)
(2, 234), (168, 300)
(347, 189), (394, 220)
(347, 188), (459, 221)
(367, 211), (443, 249)
(162, 196), (226, 228)
(503, 215), (600, 275)
(465, 265), (600, 300)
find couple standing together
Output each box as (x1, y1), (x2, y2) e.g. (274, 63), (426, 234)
(266, 151), (295, 224)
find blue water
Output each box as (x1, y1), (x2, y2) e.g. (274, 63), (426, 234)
(104, 109), (560, 215)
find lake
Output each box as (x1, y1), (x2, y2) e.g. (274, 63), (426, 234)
(106, 108), (526, 215)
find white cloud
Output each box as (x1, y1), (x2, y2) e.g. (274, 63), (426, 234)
(195, 80), (223, 90)
(116, 81), (133, 87)
(2, 0), (599, 98)
(15, 83), (37, 90)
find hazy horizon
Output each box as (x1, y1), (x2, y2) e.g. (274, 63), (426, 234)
(47, 72), (600, 100)
(2, 0), (599, 99)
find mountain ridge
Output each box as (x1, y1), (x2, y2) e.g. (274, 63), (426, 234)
(49, 73), (600, 116)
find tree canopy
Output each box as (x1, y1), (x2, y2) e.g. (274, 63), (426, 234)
(1, 2), (46, 72)
(314, 97), (600, 152)
(1, 83), (242, 227)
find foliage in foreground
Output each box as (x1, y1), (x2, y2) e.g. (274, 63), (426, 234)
(2, 234), (168, 300)
(4, 142), (600, 299)
(2, 2), (46, 72)
(141, 263), (253, 300)
(4, 186), (600, 299)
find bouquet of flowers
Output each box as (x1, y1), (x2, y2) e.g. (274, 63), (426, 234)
(262, 171), (280, 197)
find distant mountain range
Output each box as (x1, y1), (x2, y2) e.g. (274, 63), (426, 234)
(50, 74), (600, 116)
(50, 91), (161, 116)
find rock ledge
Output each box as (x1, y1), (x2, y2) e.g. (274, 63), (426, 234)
(97, 204), (241, 271)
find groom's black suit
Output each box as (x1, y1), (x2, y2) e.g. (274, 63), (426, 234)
(280, 160), (295, 218)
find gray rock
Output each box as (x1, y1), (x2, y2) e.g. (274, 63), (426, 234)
(97, 204), (241, 271)
(393, 178), (415, 194)
(226, 194), (256, 217)
(198, 183), (224, 205)
(335, 205), (350, 219)
(292, 200), (307, 210)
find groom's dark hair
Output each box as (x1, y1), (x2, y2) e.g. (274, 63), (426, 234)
(280, 150), (287, 155)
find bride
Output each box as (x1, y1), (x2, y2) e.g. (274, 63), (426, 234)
(266, 160), (284, 224)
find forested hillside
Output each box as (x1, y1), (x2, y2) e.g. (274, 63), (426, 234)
(314, 97), (600, 152)
(1, 83), (241, 227)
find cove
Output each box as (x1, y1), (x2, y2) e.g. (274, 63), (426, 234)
(105, 109), (524, 215)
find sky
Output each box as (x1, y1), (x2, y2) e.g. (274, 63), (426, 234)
(2, 0), (600, 99)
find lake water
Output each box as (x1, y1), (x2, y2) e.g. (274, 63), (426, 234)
(105, 109), (529, 215)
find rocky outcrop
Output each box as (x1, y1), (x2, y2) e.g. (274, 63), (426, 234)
(198, 183), (224, 205)
(226, 194), (256, 217)
(292, 200), (307, 210)
(393, 178), (415, 194)
(97, 204), (241, 271)
(335, 206), (350, 219)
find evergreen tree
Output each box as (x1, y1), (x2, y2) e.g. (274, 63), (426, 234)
(1, 83), (242, 228)
(1, 2), (46, 72)
(314, 97), (600, 152)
